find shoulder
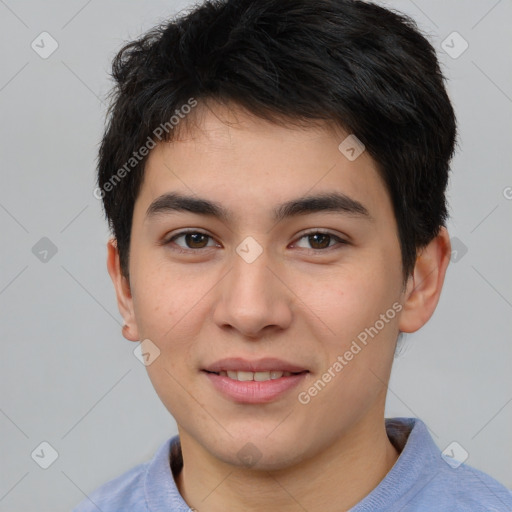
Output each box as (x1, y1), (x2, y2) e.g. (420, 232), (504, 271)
(356, 417), (512, 512)
(426, 459), (512, 511)
(71, 437), (178, 512)
(389, 418), (512, 511)
(72, 459), (149, 512)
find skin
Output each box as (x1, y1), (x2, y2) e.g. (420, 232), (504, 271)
(107, 101), (451, 512)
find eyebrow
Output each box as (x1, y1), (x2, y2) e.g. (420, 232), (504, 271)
(145, 191), (372, 223)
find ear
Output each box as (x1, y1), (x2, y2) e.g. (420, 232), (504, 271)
(398, 227), (451, 333)
(106, 238), (140, 342)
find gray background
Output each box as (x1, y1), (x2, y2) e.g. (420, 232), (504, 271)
(0, 0), (511, 510)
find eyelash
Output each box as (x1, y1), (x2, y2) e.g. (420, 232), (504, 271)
(164, 229), (348, 254)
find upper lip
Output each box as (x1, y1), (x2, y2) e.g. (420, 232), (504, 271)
(203, 357), (308, 373)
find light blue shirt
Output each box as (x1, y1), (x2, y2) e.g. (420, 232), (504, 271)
(73, 417), (512, 511)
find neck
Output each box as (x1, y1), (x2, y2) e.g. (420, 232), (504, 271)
(175, 411), (400, 512)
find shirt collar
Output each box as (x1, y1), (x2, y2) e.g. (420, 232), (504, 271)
(350, 417), (441, 511)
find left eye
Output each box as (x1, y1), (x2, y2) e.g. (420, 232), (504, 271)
(294, 232), (345, 250)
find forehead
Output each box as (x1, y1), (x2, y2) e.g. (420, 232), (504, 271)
(136, 102), (393, 227)
(167, 101), (348, 157)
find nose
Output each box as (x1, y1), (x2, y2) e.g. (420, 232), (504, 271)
(212, 246), (293, 339)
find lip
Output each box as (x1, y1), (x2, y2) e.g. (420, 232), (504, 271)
(203, 357), (308, 373)
(203, 371), (308, 404)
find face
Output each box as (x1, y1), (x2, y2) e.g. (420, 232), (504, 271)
(111, 102), (430, 470)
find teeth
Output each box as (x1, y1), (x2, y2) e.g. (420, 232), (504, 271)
(235, 371), (253, 381)
(254, 371), (271, 381)
(219, 370), (295, 381)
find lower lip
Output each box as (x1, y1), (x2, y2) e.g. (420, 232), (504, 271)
(203, 371), (308, 404)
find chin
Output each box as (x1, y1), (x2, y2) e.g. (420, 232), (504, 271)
(207, 429), (310, 471)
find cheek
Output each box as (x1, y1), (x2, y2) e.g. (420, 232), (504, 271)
(303, 276), (399, 418)
(311, 262), (399, 329)
(131, 264), (207, 414)
(131, 258), (212, 340)
(301, 256), (402, 372)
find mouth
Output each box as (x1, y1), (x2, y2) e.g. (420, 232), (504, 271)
(203, 369), (307, 382)
(201, 358), (309, 403)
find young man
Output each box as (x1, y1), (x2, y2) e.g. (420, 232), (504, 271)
(76, 0), (512, 510)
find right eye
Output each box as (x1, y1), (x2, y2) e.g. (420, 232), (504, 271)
(165, 230), (220, 253)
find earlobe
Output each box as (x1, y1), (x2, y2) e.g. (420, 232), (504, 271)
(398, 227), (451, 333)
(106, 238), (140, 342)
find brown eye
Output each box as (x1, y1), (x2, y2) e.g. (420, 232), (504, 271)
(183, 232), (209, 248)
(167, 231), (217, 251)
(308, 233), (331, 249)
(294, 231), (347, 251)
